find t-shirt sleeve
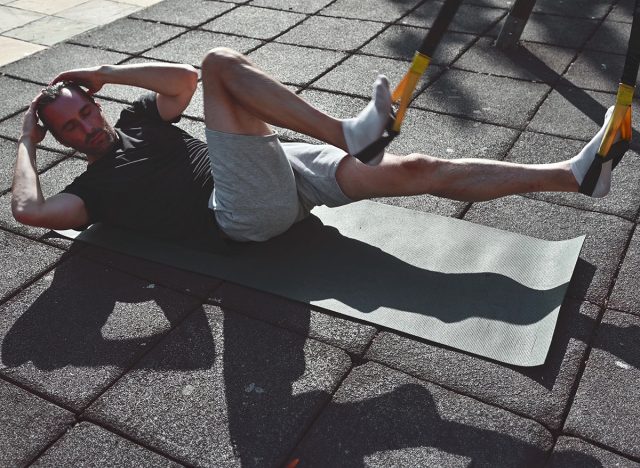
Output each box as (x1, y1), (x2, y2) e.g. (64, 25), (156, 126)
(60, 177), (101, 225)
(115, 92), (181, 127)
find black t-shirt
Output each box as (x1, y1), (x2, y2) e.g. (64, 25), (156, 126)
(61, 93), (216, 241)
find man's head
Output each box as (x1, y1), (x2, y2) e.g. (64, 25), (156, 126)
(36, 82), (117, 157)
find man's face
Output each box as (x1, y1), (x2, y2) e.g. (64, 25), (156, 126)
(40, 87), (117, 156)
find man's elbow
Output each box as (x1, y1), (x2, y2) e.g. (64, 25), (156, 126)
(12, 206), (39, 226)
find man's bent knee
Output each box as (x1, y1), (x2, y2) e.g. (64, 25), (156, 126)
(201, 47), (246, 75)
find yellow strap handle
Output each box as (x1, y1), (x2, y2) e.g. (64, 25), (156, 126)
(598, 83), (634, 157)
(391, 52), (431, 132)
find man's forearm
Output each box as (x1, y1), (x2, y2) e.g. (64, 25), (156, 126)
(97, 63), (198, 97)
(12, 137), (44, 221)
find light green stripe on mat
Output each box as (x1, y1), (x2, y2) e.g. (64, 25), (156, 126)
(57, 200), (585, 367)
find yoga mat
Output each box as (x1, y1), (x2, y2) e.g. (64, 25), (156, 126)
(57, 200), (584, 367)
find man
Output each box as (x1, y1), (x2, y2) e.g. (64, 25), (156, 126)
(12, 48), (618, 242)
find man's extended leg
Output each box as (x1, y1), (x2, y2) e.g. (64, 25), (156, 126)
(200, 47), (391, 158)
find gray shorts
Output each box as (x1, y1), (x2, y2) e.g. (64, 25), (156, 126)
(205, 128), (354, 242)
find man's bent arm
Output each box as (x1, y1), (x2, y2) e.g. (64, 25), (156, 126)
(53, 63), (199, 121)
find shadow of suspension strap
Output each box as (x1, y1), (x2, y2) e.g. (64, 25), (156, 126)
(353, 0), (464, 163)
(580, 0), (639, 195)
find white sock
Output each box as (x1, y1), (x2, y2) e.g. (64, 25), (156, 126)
(342, 75), (392, 165)
(570, 106), (618, 198)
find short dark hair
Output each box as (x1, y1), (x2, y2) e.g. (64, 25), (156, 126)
(36, 82), (96, 130)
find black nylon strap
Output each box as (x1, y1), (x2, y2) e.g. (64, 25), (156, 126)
(419, 0), (464, 57)
(622, 0), (640, 86)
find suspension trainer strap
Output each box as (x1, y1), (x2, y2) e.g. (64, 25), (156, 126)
(354, 0), (463, 163)
(581, 0), (639, 194)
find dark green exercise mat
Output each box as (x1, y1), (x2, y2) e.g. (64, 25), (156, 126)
(57, 200), (584, 366)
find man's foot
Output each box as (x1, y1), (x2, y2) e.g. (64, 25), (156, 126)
(342, 75), (392, 165)
(570, 106), (619, 198)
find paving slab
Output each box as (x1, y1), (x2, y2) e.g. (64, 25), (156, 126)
(453, 38), (576, 83)
(209, 282), (376, 355)
(585, 20), (632, 54)
(70, 18), (185, 55)
(0, 36), (47, 68)
(0, 137), (65, 194)
(609, 228), (640, 317)
(80, 244), (222, 300)
(465, 0), (512, 8)
(563, 49), (625, 93)
(131, 0), (234, 27)
(504, 132), (640, 220)
(3, 15), (95, 47)
(531, 0), (612, 19)
(32, 422), (182, 467)
(548, 436), (640, 468)
(202, 5), (306, 40)
(251, 0), (334, 14)
(0, 229), (63, 302)
(0, 113), (70, 153)
(387, 106), (520, 159)
(487, 13), (599, 49)
(55, 0), (139, 26)
(313, 53), (442, 98)
(143, 30), (262, 67)
(0, 379), (74, 467)
(0, 4), (43, 33)
(609, 0), (635, 23)
(290, 361), (553, 466)
(463, 196), (633, 305)
(528, 87), (640, 148)
(176, 116), (207, 142)
(85, 304), (351, 467)
(365, 299), (599, 429)
(0, 43), (129, 84)
(401, 3), (505, 35)
(361, 25), (476, 66)
(320, 0), (422, 22)
(248, 42), (346, 86)
(413, 68), (551, 128)
(565, 309), (640, 459)
(0, 75), (44, 120)
(0, 255), (202, 410)
(276, 15), (385, 51)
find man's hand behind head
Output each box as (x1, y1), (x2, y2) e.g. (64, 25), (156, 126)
(50, 66), (106, 95)
(21, 96), (47, 145)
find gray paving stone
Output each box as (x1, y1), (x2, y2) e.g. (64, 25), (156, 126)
(0, 255), (202, 410)
(532, 0), (612, 19)
(85, 304), (351, 467)
(388, 107), (520, 159)
(0, 379), (74, 467)
(548, 436), (640, 467)
(209, 282), (376, 355)
(402, 3), (505, 35)
(488, 13), (599, 49)
(143, 30), (262, 67)
(504, 132), (640, 220)
(290, 361), (553, 466)
(70, 18), (186, 55)
(564, 49), (625, 93)
(80, 244), (222, 300)
(372, 193), (466, 218)
(366, 299), (599, 429)
(361, 25), (476, 66)
(202, 5), (306, 39)
(32, 422), (182, 467)
(565, 309), (640, 459)
(413, 69), (550, 128)
(320, 0), (422, 22)
(529, 87), (640, 146)
(276, 15), (385, 51)
(0, 229), (63, 302)
(0, 137), (65, 194)
(465, 0), (511, 8)
(585, 20), (632, 54)
(0, 113), (71, 153)
(609, 0), (635, 23)
(463, 196), (633, 305)
(454, 38), (576, 83)
(609, 228), (640, 317)
(248, 42), (346, 85)
(0, 43), (129, 85)
(0, 157), (86, 239)
(0, 75), (43, 120)
(132, 0), (234, 27)
(313, 54), (442, 98)
(251, 0), (334, 13)
(176, 116), (207, 141)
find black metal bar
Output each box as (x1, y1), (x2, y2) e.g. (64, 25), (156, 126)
(495, 0), (538, 50)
